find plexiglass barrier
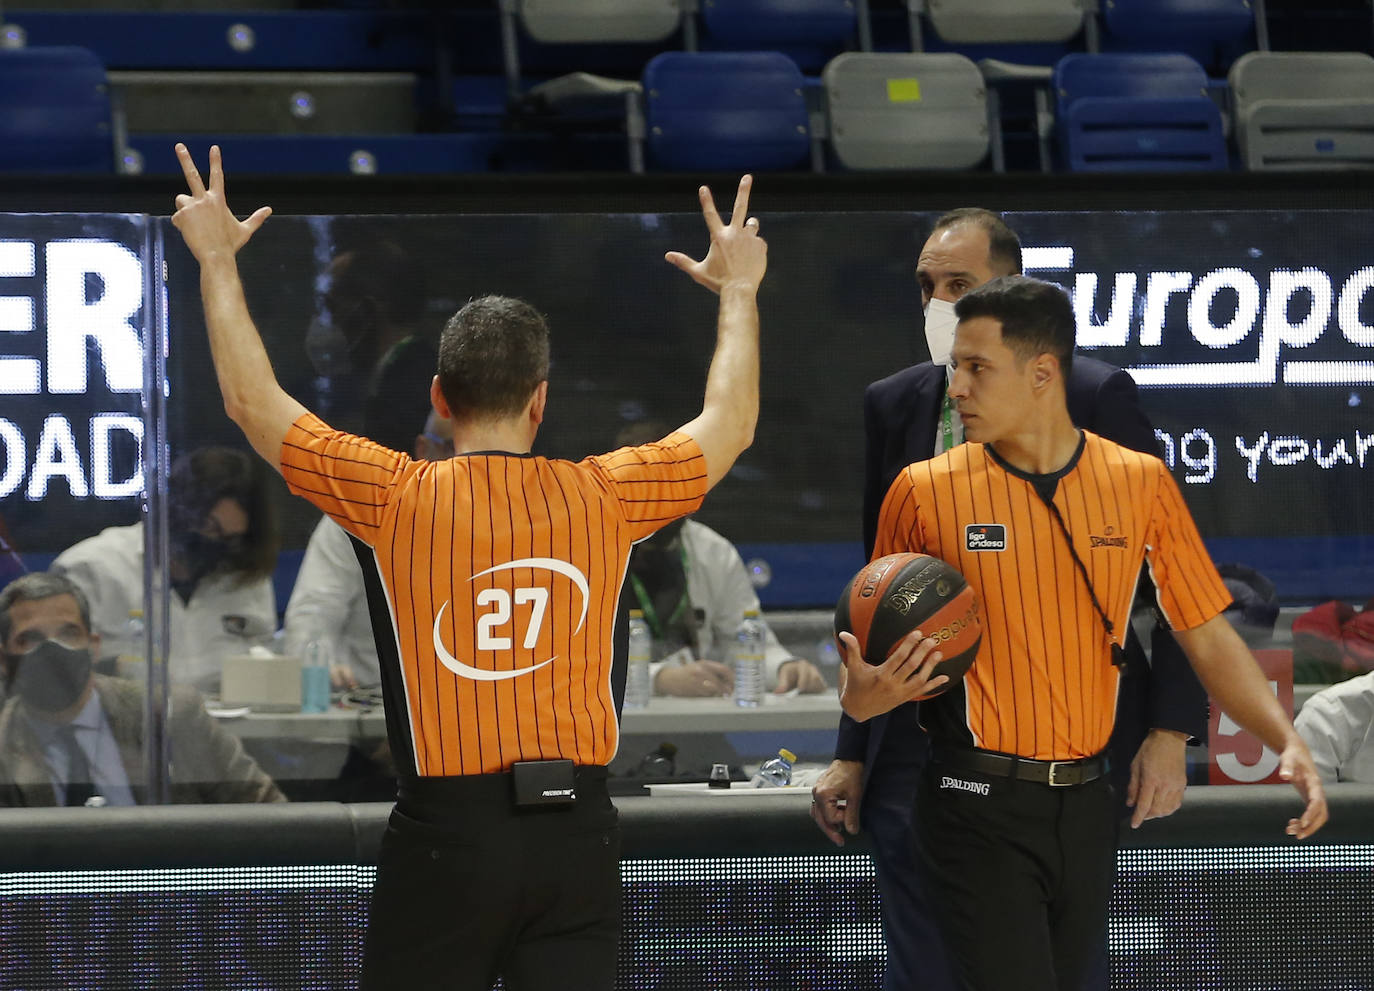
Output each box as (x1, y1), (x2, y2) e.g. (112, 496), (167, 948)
(0, 206), (1371, 805)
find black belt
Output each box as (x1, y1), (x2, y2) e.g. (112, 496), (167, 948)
(932, 745), (1108, 788)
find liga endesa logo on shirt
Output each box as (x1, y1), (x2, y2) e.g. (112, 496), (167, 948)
(965, 525), (1007, 551)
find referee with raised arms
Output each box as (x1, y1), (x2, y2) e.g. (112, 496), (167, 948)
(170, 144), (766, 991)
(841, 275), (1327, 991)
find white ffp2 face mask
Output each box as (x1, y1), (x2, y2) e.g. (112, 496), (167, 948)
(923, 297), (958, 367)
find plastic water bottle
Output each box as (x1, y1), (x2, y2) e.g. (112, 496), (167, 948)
(301, 638), (332, 714)
(751, 747), (796, 788)
(625, 610), (652, 710)
(125, 608), (144, 646)
(733, 609), (765, 708)
(117, 609), (146, 680)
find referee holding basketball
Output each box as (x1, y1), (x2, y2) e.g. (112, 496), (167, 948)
(813, 208), (1207, 991)
(841, 275), (1327, 991)
(170, 144), (766, 990)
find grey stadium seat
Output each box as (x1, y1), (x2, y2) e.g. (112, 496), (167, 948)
(1229, 51), (1374, 170)
(907, 0), (1095, 52)
(821, 52), (988, 170)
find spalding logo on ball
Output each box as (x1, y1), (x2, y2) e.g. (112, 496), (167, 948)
(834, 552), (982, 696)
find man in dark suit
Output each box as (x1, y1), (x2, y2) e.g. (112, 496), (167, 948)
(0, 571), (285, 806)
(811, 209), (1207, 991)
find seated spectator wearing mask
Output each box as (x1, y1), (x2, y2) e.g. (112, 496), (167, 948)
(53, 447), (279, 692)
(618, 422), (826, 697)
(0, 572), (284, 806)
(284, 409), (455, 690)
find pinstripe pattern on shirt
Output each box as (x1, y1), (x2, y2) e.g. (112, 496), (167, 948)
(280, 412), (708, 776)
(875, 431), (1230, 761)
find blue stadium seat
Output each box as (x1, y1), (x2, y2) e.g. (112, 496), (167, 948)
(1099, 0), (1266, 72)
(1053, 53), (1228, 171)
(1102, 0), (1260, 44)
(699, 0), (869, 71)
(0, 46), (114, 174)
(636, 51), (811, 172)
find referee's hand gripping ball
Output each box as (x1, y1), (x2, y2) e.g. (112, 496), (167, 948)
(834, 553), (982, 723)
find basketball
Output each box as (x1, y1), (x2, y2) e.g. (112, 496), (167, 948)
(834, 552), (982, 694)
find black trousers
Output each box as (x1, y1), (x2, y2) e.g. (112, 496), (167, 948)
(862, 718), (958, 991)
(913, 756), (1117, 991)
(361, 768), (622, 991)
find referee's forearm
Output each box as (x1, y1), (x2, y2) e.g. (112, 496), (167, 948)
(199, 253), (304, 465)
(200, 255), (276, 413)
(1176, 616), (1302, 753)
(700, 283), (760, 446)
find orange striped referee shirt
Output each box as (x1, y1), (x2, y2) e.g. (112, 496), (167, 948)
(875, 430), (1230, 762)
(279, 412), (708, 777)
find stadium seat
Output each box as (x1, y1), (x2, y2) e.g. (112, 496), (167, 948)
(906, 0), (1096, 55)
(0, 45), (115, 174)
(1101, 0), (1266, 49)
(1099, 0), (1267, 73)
(1229, 51), (1374, 169)
(820, 52), (988, 170)
(902, 0), (1095, 173)
(500, 0), (686, 102)
(699, 0), (870, 70)
(633, 51), (811, 172)
(1053, 52), (1228, 171)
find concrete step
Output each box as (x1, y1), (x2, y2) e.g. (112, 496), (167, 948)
(109, 70), (417, 134)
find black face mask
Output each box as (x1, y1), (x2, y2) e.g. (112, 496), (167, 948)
(175, 532), (237, 582)
(8, 640), (93, 714)
(631, 522), (686, 589)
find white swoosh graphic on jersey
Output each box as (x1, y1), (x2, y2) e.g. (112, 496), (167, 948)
(433, 557), (590, 682)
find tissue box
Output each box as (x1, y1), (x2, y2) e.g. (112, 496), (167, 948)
(221, 654), (303, 712)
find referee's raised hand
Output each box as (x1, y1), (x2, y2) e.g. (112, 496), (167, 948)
(665, 174), (767, 295)
(171, 144), (272, 264)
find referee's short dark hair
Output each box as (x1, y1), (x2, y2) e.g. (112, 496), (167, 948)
(437, 295), (551, 420)
(954, 275), (1075, 377)
(931, 208), (1023, 276)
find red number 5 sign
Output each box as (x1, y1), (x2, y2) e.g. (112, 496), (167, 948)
(1208, 649), (1295, 785)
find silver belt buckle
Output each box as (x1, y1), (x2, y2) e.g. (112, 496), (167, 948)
(1047, 760), (1075, 787)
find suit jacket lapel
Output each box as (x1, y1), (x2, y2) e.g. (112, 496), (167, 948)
(902, 364), (948, 468)
(0, 701), (60, 806)
(94, 677), (150, 802)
